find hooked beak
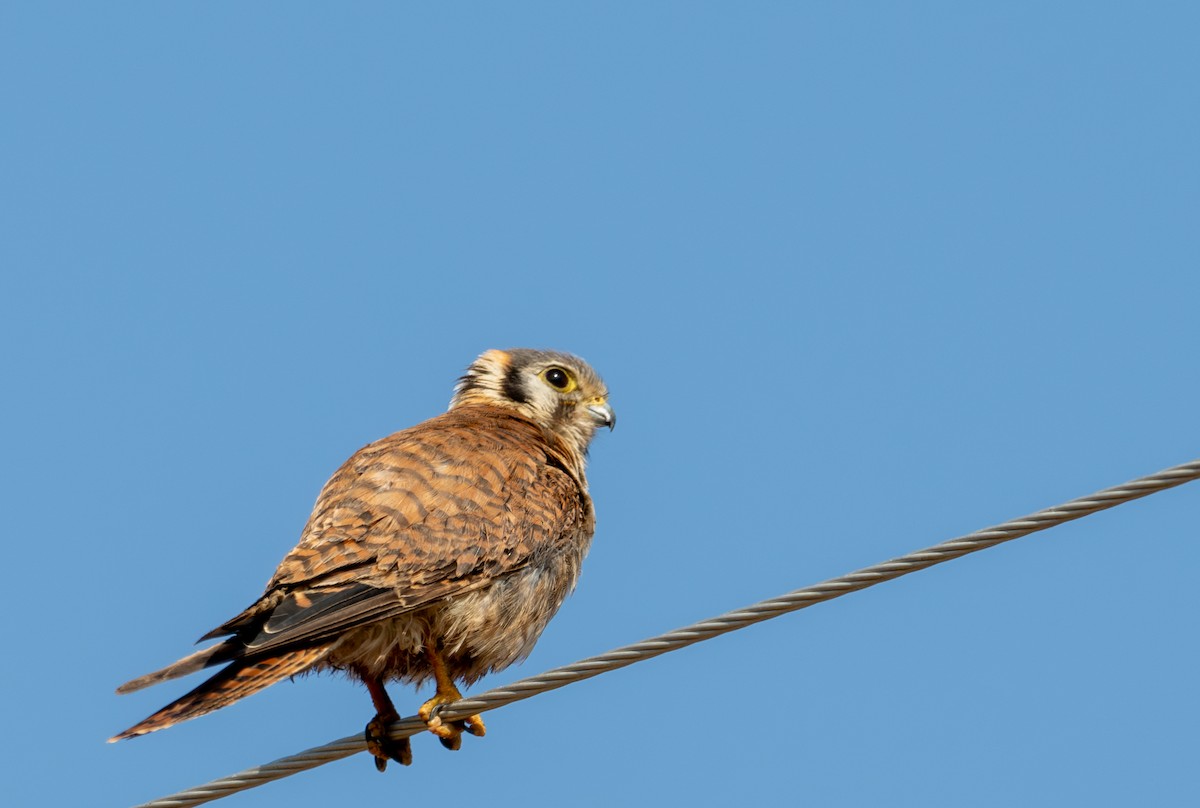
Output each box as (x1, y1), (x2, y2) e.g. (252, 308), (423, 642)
(587, 400), (616, 431)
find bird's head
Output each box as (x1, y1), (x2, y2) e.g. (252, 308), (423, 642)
(451, 348), (615, 456)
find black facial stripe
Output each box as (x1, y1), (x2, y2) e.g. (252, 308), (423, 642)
(456, 373), (481, 395)
(502, 364), (530, 405)
(553, 398), (574, 424)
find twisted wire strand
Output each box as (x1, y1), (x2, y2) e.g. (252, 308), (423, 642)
(132, 458), (1200, 808)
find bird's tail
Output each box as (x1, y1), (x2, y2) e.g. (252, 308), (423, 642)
(108, 646), (331, 742)
(115, 639), (242, 695)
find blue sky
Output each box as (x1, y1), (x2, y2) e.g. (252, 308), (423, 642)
(3, 4), (1198, 807)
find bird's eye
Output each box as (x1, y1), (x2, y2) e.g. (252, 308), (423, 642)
(542, 367), (576, 392)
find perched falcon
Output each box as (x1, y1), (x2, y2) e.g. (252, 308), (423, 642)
(111, 348), (615, 770)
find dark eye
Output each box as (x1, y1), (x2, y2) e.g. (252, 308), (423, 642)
(544, 367), (570, 389)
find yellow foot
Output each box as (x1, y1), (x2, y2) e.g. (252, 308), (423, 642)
(417, 687), (486, 751)
(365, 711), (412, 772)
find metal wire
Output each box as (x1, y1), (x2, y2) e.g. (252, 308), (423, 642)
(131, 457), (1200, 808)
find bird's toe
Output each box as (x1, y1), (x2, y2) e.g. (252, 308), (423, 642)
(365, 712), (412, 771)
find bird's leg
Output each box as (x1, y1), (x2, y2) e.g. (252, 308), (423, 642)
(418, 640), (486, 751)
(362, 673), (412, 772)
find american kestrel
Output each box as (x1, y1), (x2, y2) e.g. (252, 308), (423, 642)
(111, 349), (615, 770)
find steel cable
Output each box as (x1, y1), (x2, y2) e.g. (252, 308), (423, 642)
(131, 457), (1200, 807)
